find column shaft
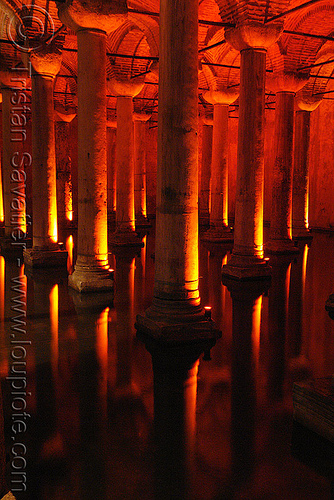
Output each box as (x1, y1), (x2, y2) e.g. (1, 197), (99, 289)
(75, 29), (108, 267)
(134, 119), (148, 225)
(211, 104), (229, 229)
(154, 0), (200, 311)
(31, 74), (58, 250)
(292, 110), (311, 238)
(267, 92), (298, 253)
(223, 48), (270, 279)
(107, 126), (116, 218)
(113, 96), (137, 235)
(2, 87), (26, 239)
(55, 120), (73, 228)
(199, 122), (212, 226)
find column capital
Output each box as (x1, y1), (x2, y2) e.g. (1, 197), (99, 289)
(295, 93), (322, 112)
(0, 59), (30, 89)
(133, 112), (151, 122)
(30, 45), (62, 78)
(203, 88), (239, 106)
(108, 76), (145, 98)
(57, 0), (127, 33)
(225, 22), (283, 52)
(266, 71), (308, 94)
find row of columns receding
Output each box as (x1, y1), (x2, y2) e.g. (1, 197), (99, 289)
(0, 4), (326, 341)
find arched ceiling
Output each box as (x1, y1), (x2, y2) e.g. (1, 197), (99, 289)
(0, 0), (333, 118)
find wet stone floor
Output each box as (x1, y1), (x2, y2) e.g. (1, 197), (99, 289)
(0, 229), (334, 499)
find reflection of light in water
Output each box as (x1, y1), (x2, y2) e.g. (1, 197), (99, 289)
(302, 244), (309, 298)
(49, 284), (59, 375)
(252, 295), (262, 368)
(66, 235), (74, 274)
(96, 307), (109, 415)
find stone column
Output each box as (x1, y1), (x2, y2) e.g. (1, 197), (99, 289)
(266, 74), (306, 254)
(134, 113), (151, 228)
(23, 47), (68, 268)
(0, 86), (27, 246)
(202, 90), (238, 243)
(108, 78), (145, 247)
(199, 116), (212, 228)
(55, 108), (76, 230)
(292, 96), (322, 239)
(136, 0), (220, 345)
(222, 25), (283, 279)
(57, 0), (127, 291)
(107, 124), (117, 224)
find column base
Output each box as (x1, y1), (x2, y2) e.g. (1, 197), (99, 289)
(222, 254), (271, 280)
(292, 227), (313, 240)
(325, 294), (334, 320)
(201, 226), (234, 243)
(110, 230), (144, 248)
(135, 214), (151, 229)
(265, 238), (300, 255)
(0, 235), (32, 253)
(135, 310), (221, 345)
(23, 248), (68, 268)
(68, 267), (114, 293)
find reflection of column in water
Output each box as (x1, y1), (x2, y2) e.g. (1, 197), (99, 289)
(72, 293), (112, 500)
(287, 243), (309, 360)
(150, 344), (201, 500)
(223, 278), (268, 485)
(114, 250), (137, 397)
(267, 255), (292, 401)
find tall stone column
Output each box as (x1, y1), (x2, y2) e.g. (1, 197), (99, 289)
(266, 74), (306, 254)
(107, 124), (117, 224)
(134, 113), (150, 228)
(57, 0), (127, 291)
(23, 47), (68, 268)
(199, 116), (212, 228)
(108, 78), (145, 247)
(136, 0), (219, 345)
(55, 108), (76, 230)
(0, 85), (28, 249)
(202, 90), (238, 243)
(292, 96), (322, 239)
(222, 25), (283, 279)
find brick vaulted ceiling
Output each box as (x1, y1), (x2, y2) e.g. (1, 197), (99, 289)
(0, 0), (333, 119)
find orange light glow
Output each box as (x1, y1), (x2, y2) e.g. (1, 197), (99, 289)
(96, 307), (109, 415)
(66, 235), (74, 274)
(302, 244), (309, 297)
(0, 256), (4, 322)
(49, 284), (59, 374)
(252, 295), (262, 368)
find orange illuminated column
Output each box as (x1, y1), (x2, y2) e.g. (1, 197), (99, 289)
(23, 47), (68, 268)
(222, 25), (283, 279)
(134, 113), (151, 228)
(199, 116), (213, 228)
(55, 109), (76, 229)
(0, 82), (28, 249)
(202, 89), (238, 243)
(136, 0), (220, 346)
(266, 74), (307, 254)
(107, 124), (117, 223)
(108, 78), (145, 247)
(57, 0), (127, 291)
(292, 96), (322, 239)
